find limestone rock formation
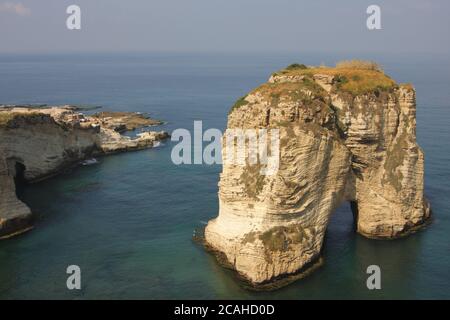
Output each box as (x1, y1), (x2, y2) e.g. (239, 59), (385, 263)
(90, 111), (163, 132)
(0, 106), (168, 239)
(205, 63), (431, 286)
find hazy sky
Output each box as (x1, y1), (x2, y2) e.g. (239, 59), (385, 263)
(0, 0), (449, 54)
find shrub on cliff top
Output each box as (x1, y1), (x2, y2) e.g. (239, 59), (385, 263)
(229, 95), (249, 114)
(336, 60), (383, 72)
(0, 112), (43, 127)
(0, 112), (19, 127)
(285, 63), (308, 70)
(334, 70), (396, 95)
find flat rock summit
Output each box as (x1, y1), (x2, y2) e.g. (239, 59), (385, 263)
(205, 61), (431, 287)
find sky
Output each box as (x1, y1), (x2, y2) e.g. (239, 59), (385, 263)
(0, 0), (449, 54)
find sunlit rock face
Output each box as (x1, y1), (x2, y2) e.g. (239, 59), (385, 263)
(205, 65), (431, 286)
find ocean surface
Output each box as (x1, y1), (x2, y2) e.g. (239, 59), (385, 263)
(0, 52), (449, 299)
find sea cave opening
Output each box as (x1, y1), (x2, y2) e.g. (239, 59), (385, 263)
(13, 161), (27, 200)
(323, 200), (360, 252)
(350, 201), (359, 231)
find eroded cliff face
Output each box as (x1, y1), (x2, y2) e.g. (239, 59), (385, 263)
(205, 64), (431, 286)
(0, 107), (168, 239)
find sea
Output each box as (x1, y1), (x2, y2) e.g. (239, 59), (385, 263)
(0, 52), (449, 299)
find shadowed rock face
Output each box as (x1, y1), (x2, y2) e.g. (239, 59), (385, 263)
(205, 65), (431, 286)
(0, 107), (168, 239)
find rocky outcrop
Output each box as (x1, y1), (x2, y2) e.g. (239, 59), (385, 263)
(0, 106), (168, 239)
(205, 63), (431, 287)
(90, 111), (163, 132)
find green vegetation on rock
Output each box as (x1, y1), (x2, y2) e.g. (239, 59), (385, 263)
(382, 126), (408, 192)
(285, 63), (308, 70)
(229, 95), (249, 114)
(241, 224), (308, 263)
(0, 112), (16, 126)
(0, 112), (42, 127)
(240, 162), (265, 199)
(271, 60), (396, 96)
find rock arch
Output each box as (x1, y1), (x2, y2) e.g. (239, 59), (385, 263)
(205, 67), (431, 286)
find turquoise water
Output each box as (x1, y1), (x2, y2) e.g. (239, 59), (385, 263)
(0, 53), (449, 299)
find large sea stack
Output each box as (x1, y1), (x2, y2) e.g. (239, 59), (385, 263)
(205, 61), (431, 287)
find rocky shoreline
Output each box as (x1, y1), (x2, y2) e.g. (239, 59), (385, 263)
(0, 105), (169, 239)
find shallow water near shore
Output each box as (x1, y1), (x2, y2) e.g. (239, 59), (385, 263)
(0, 52), (449, 299)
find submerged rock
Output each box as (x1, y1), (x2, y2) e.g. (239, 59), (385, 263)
(205, 63), (431, 287)
(0, 106), (169, 239)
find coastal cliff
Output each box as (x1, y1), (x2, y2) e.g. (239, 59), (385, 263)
(205, 61), (431, 287)
(0, 106), (168, 239)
